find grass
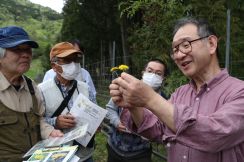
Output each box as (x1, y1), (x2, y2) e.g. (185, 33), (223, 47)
(93, 132), (167, 162)
(93, 132), (108, 162)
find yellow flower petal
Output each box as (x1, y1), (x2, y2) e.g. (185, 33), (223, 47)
(110, 67), (119, 72)
(118, 65), (129, 71)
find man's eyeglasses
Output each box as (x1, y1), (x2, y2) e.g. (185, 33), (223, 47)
(145, 68), (164, 77)
(53, 54), (81, 65)
(171, 35), (209, 58)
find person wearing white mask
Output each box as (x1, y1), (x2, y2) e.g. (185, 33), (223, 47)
(105, 59), (168, 162)
(142, 58), (168, 99)
(42, 39), (96, 104)
(38, 42), (95, 162)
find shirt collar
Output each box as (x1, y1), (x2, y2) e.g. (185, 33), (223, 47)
(189, 69), (229, 92)
(54, 76), (75, 91)
(0, 71), (11, 91)
(205, 69), (229, 89)
(0, 71), (28, 91)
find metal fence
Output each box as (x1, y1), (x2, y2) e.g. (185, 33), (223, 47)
(228, 60), (244, 80)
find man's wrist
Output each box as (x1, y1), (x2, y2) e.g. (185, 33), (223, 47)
(146, 91), (161, 110)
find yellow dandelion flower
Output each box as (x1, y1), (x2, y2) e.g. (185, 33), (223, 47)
(118, 65), (129, 71)
(111, 65), (129, 79)
(110, 67), (119, 72)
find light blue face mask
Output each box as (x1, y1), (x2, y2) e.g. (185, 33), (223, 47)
(142, 72), (163, 90)
(57, 62), (81, 80)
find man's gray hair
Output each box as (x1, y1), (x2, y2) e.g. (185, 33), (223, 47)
(0, 48), (5, 58)
(173, 17), (217, 38)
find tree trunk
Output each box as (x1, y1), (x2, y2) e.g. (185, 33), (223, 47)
(120, 16), (129, 65)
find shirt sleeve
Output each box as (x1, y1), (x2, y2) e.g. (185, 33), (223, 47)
(127, 108), (166, 142)
(45, 117), (57, 127)
(34, 82), (54, 139)
(88, 86), (97, 104)
(40, 117), (54, 139)
(84, 70), (96, 98)
(173, 88), (244, 153)
(106, 98), (120, 127)
(42, 69), (55, 82)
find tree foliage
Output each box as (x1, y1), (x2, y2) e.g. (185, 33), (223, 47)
(60, 0), (243, 92)
(117, 0), (244, 92)
(0, 0), (63, 75)
(61, 0), (122, 65)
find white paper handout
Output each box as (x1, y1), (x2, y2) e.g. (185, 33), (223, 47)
(23, 124), (88, 158)
(69, 93), (107, 147)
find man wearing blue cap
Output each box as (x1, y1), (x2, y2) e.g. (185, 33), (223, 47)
(0, 26), (63, 162)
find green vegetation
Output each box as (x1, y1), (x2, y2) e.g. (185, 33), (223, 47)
(0, 0), (63, 78)
(25, 58), (44, 79)
(60, 0), (244, 93)
(94, 132), (108, 162)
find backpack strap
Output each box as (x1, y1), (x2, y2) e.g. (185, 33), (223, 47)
(51, 80), (77, 117)
(24, 75), (35, 95)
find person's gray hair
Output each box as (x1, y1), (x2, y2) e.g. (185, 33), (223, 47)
(173, 17), (217, 38)
(0, 48), (6, 58)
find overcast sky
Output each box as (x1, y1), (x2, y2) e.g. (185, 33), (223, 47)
(29, 0), (64, 13)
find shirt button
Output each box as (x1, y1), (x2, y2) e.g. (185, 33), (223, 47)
(207, 88), (210, 91)
(183, 155), (187, 159)
(166, 143), (171, 147)
(196, 97), (199, 101)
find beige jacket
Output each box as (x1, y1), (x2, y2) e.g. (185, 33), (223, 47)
(0, 72), (53, 139)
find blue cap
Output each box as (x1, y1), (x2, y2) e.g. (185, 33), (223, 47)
(0, 26), (39, 48)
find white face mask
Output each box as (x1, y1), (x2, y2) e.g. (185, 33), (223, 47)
(57, 62), (81, 80)
(142, 72), (163, 90)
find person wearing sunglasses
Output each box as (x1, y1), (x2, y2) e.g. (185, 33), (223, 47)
(109, 17), (244, 162)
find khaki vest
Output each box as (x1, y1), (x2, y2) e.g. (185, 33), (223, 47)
(0, 94), (41, 162)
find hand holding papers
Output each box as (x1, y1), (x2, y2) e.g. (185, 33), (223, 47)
(24, 93), (107, 159)
(69, 93), (107, 146)
(24, 125), (88, 158)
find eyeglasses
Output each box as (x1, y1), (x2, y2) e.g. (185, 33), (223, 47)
(145, 68), (164, 77)
(56, 58), (80, 65)
(171, 35), (209, 58)
(52, 53), (81, 65)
